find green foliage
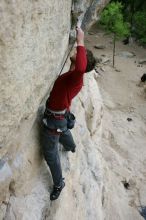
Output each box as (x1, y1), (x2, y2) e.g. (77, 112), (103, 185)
(100, 2), (130, 67)
(111, 0), (146, 44)
(133, 11), (146, 43)
(100, 2), (130, 38)
(112, 0), (146, 12)
(120, 0), (146, 11)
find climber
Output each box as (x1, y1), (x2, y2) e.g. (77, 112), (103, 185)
(41, 27), (96, 201)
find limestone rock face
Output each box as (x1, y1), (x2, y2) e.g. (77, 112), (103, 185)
(72, 0), (110, 30)
(0, 0), (72, 149)
(0, 0), (109, 219)
(3, 73), (104, 220)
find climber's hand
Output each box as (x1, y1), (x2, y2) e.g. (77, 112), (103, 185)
(76, 27), (84, 46)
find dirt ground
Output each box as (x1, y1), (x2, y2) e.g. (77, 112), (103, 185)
(85, 25), (146, 219)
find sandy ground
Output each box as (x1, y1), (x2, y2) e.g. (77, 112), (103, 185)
(85, 26), (146, 219)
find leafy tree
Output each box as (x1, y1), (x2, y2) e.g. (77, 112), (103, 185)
(133, 11), (146, 44)
(112, 0), (146, 44)
(121, 0), (146, 31)
(100, 2), (130, 67)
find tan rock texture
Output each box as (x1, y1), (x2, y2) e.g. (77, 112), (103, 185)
(0, 0), (109, 219)
(2, 73), (104, 220)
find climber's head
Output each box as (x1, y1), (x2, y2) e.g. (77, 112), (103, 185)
(86, 49), (96, 72)
(70, 48), (96, 72)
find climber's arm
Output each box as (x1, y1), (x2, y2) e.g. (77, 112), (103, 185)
(74, 27), (87, 74)
(76, 27), (84, 46)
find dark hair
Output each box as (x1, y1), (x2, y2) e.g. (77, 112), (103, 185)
(141, 73), (146, 82)
(86, 49), (96, 72)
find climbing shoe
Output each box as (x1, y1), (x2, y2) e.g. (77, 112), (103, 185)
(62, 146), (76, 153)
(71, 147), (76, 153)
(50, 181), (65, 201)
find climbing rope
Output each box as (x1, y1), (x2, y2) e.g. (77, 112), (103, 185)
(58, 39), (76, 76)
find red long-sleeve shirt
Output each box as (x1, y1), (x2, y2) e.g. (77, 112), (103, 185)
(47, 46), (87, 111)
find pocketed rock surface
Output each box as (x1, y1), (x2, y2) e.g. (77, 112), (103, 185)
(1, 1), (146, 219)
(0, 0), (109, 219)
(2, 73), (104, 220)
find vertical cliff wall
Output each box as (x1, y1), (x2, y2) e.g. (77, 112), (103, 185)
(0, 0), (110, 219)
(0, 0), (72, 206)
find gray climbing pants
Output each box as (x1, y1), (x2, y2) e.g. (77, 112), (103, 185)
(41, 116), (76, 187)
